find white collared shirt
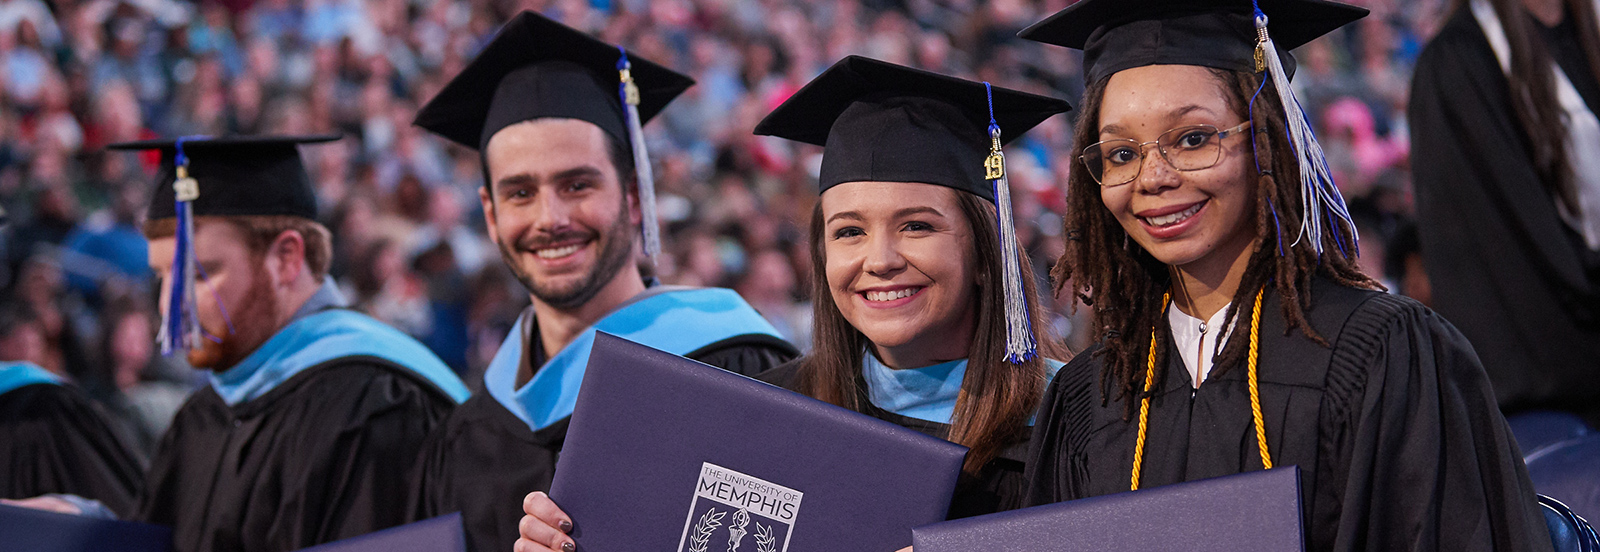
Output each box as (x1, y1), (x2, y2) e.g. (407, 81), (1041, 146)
(1168, 303), (1234, 388)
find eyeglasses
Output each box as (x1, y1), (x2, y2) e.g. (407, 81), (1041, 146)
(1080, 121), (1253, 187)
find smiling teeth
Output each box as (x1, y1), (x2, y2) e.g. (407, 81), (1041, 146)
(1144, 203), (1202, 227)
(865, 289), (918, 302)
(535, 244), (582, 259)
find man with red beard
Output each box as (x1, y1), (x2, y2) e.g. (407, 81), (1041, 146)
(407, 13), (799, 552)
(114, 135), (470, 552)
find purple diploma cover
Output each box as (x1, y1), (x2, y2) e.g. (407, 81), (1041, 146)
(550, 332), (969, 552)
(0, 503), (174, 552)
(294, 513), (466, 552)
(913, 467), (1305, 552)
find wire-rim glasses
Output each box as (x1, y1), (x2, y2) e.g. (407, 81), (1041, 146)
(1080, 121), (1253, 187)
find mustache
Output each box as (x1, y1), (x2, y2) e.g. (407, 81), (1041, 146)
(515, 229), (596, 251)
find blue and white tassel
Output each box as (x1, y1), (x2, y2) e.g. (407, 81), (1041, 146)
(159, 138), (203, 355)
(984, 82), (1037, 364)
(617, 47), (662, 261)
(1251, 4), (1358, 258)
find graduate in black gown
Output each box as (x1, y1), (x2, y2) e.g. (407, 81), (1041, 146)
(108, 135), (471, 552)
(1016, 0), (1551, 550)
(514, 56), (1072, 552)
(1409, 0), (1600, 420)
(407, 13), (797, 552)
(0, 361), (144, 517)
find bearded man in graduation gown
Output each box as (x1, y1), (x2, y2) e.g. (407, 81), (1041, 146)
(1410, 0), (1600, 420)
(108, 135), (471, 552)
(407, 12), (799, 552)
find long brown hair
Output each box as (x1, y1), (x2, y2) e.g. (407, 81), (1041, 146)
(1052, 69), (1379, 417)
(796, 188), (1067, 474)
(1476, 0), (1600, 214)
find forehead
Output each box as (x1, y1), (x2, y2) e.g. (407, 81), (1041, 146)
(483, 118), (616, 181)
(820, 181), (964, 215)
(1097, 64), (1233, 131)
(147, 219), (251, 260)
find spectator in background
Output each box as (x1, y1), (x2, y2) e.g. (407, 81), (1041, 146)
(735, 248), (810, 351)
(0, 301), (47, 369)
(9, 254), (92, 380)
(61, 176), (150, 299)
(350, 237), (431, 338)
(84, 294), (192, 457)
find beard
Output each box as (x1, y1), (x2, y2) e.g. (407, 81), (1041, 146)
(185, 265), (282, 371)
(499, 204), (637, 311)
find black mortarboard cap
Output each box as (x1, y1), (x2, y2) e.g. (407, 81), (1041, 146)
(753, 56), (1070, 202)
(413, 11), (695, 151)
(1018, 0), (1367, 84)
(108, 134), (340, 221)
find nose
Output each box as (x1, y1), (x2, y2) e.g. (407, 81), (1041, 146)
(862, 232), (907, 277)
(531, 193), (574, 235)
(1133, 143), (1181, 194)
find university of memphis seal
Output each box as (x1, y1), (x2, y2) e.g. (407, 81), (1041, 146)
(678, 462), (804, 552)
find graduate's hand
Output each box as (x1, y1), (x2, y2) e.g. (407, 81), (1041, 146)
(516, 491), (575, 552)
(0, 496), (82, 515)
(895, 547), (913, 552)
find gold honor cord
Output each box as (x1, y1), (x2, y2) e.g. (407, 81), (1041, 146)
(1130, 288), (1272, 491)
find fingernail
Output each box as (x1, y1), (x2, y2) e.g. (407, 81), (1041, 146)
(558, 519), (573, 533)
(561, 542), (575, 552)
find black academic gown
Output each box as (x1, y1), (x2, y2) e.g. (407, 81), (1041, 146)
(757, 362), (1030, 520)
(138, 361), (457, 552)
(1410, 5), (1600, 417)
(409, 315), (796, 552)
(1023, 280), (1551, 551)
(0, 383), (145, 517)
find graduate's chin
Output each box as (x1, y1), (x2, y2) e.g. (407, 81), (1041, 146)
(185, 344), (229, 371)
(186, 338), (257, 372)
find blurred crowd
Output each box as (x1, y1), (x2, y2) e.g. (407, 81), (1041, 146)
(0, 0), (1439, 455)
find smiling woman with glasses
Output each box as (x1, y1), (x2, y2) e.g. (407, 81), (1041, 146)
(1012, 0), (1552, 550)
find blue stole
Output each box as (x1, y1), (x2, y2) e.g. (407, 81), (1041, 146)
(210, 309), (470, 406)
(0, 361), (62, 396)
(484, 287), (783, 431)
(862, 354), (1066, 425)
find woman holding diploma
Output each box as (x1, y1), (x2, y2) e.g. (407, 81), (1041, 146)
(516, 56), (1071, 552)
(1016, 0), (1550, 550)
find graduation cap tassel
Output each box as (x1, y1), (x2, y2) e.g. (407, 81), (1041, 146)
(159, 137), (204, 355)
(1251, 6), (1358, 259)
(617, 47), (662, 261)
(984, 83), (1037, 364)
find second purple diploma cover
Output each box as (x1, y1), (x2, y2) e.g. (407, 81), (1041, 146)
(550, 332), (969, 552)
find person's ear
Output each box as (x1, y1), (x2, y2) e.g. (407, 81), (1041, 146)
(267, 229), (307, 287)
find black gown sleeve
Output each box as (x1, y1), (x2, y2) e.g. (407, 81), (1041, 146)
(687, 335), (800, 377)
(297, 364), (457, 544)
(1312, 294), (1551, 552)
(1020, 345), (1101, 507)
(0, 384), (145, 517)
(406, 393), (559, 552)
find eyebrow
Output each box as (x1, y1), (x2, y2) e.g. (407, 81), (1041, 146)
(494, 166), (606, 190)
(552, 166), (604, 182)
(825, 206), (947, 225)
(1100, 105), (1221, 136)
